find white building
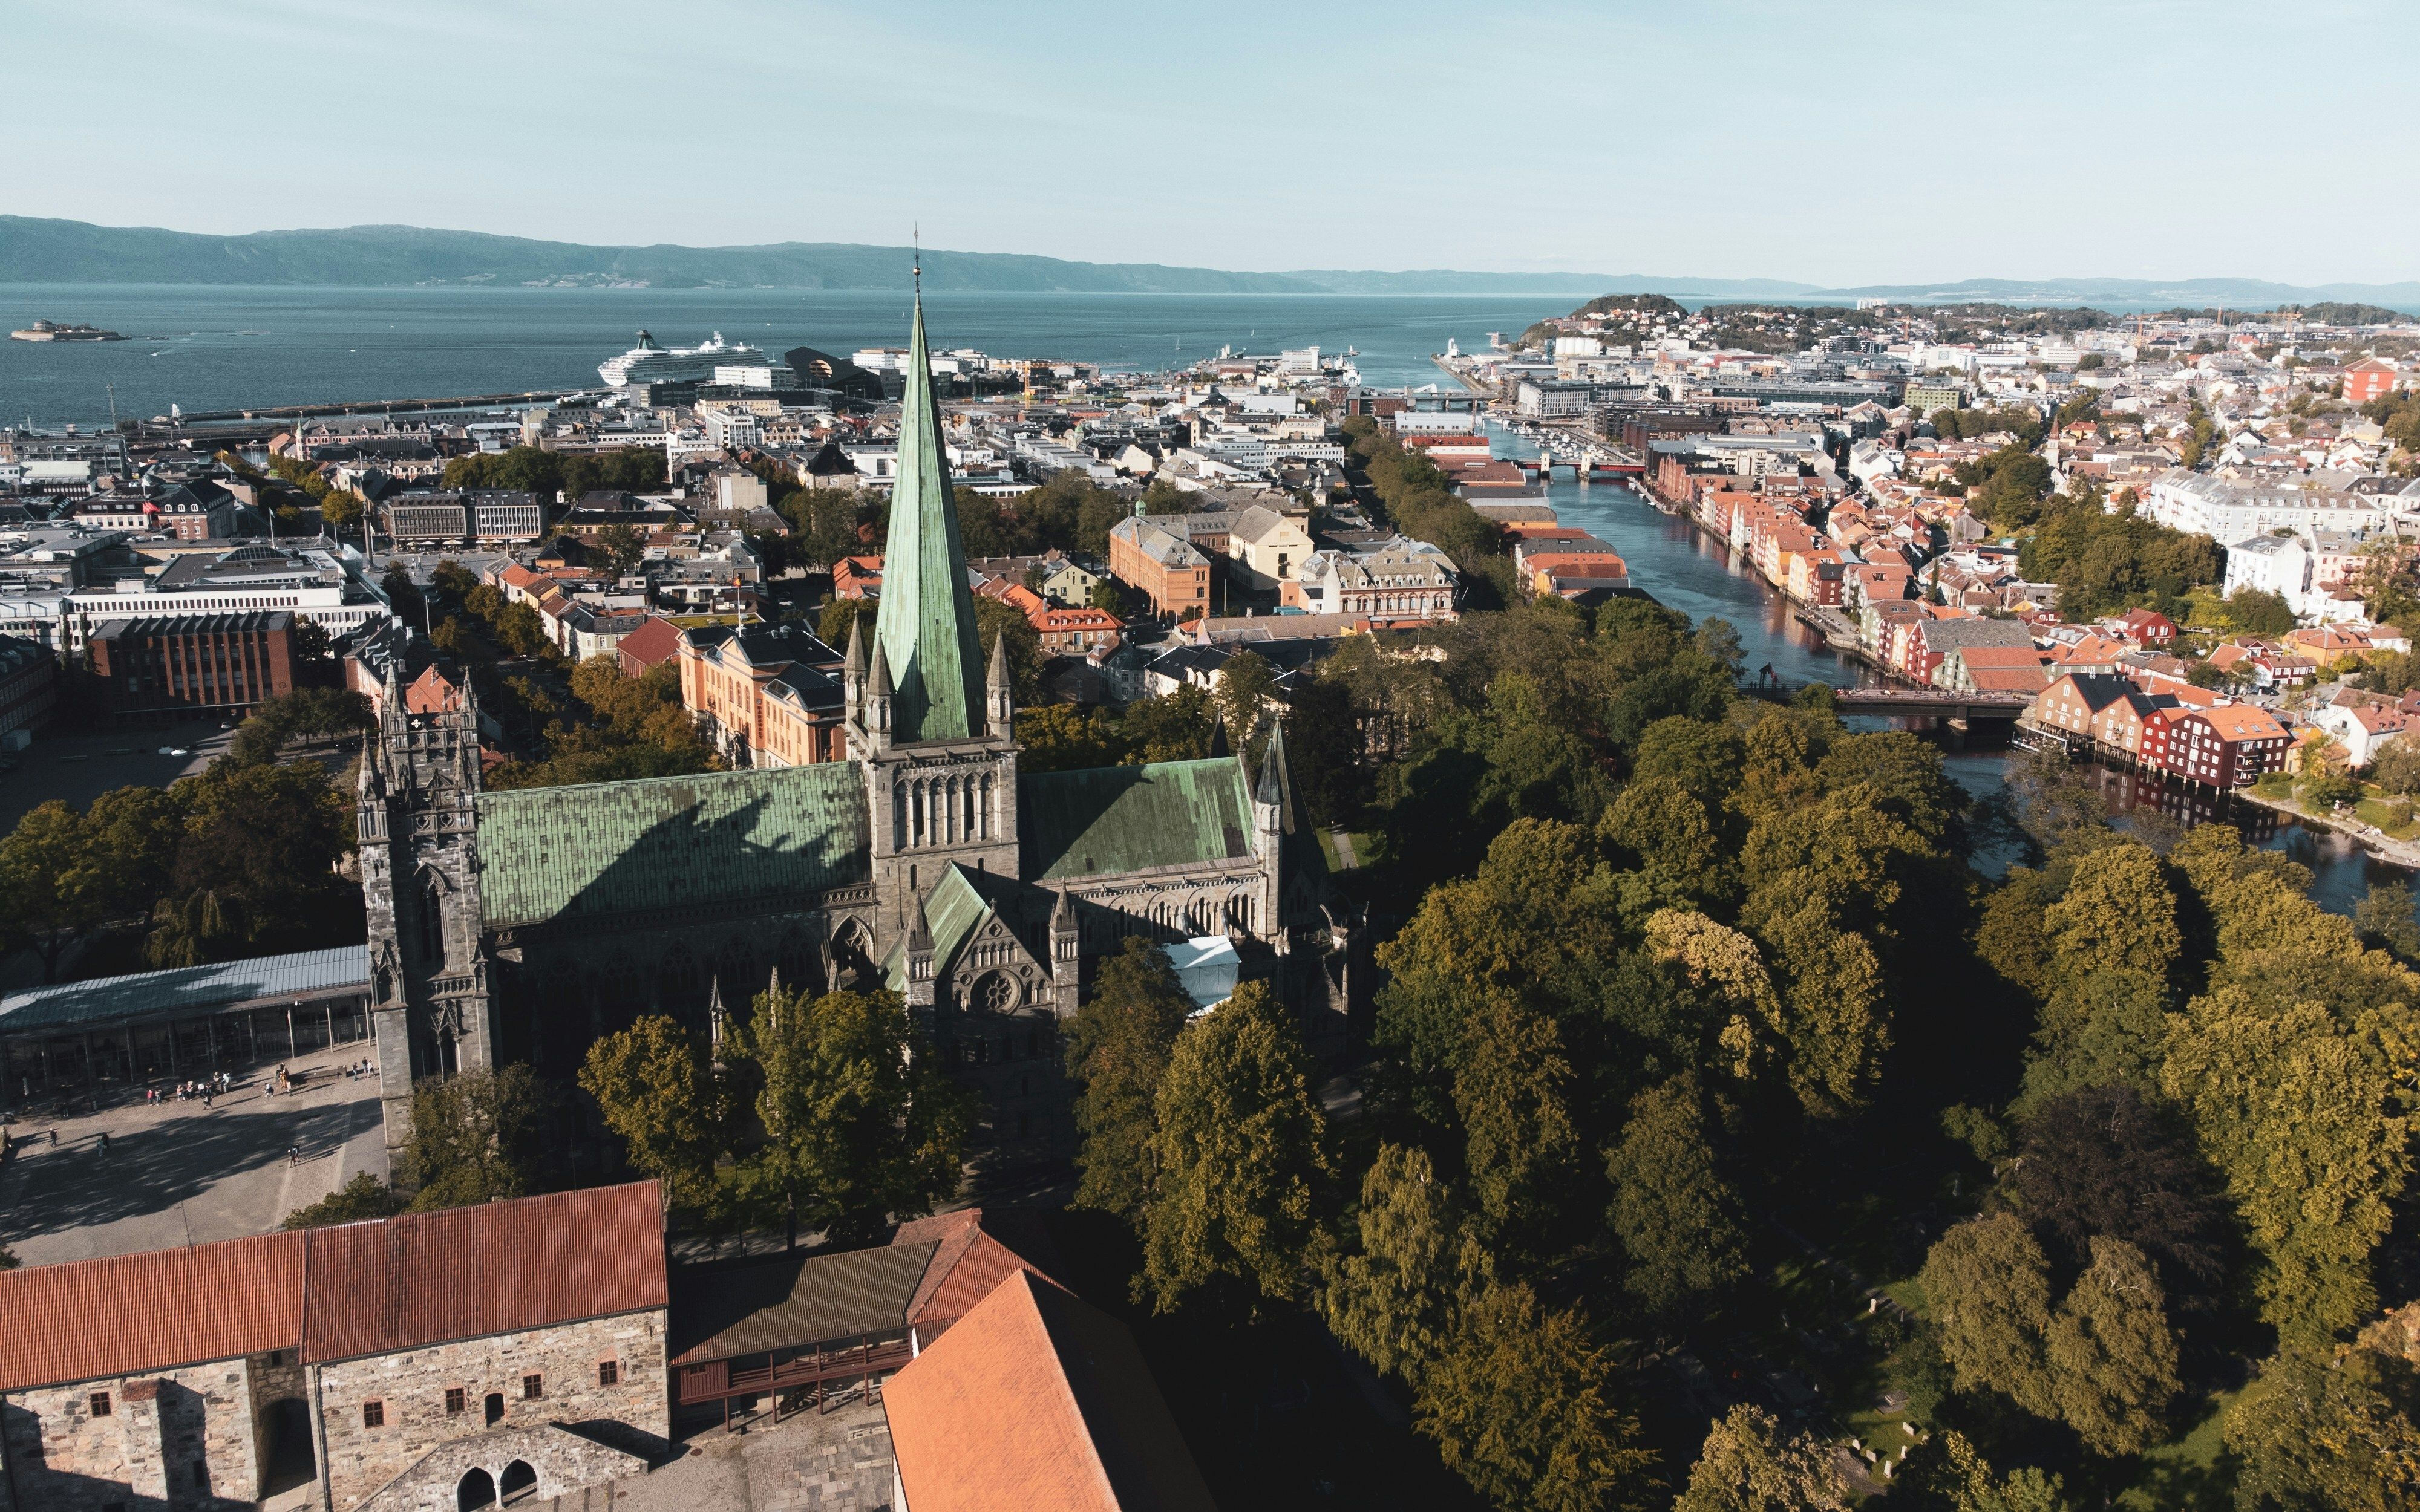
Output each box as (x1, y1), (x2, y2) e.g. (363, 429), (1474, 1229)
(2140, 470), (2395, 540)
(2222, 532), (2312, 613)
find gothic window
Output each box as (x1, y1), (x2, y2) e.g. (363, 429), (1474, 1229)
(656, 945), (702, 1028)
(715, 942), (755, 1002)
(419, 875), (445, 963)
(973, 972), (1017, 1014)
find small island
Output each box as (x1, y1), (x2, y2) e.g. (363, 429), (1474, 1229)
(9, 318), (126, 341)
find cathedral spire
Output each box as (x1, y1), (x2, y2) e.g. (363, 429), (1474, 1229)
(873, 287), (987, 743)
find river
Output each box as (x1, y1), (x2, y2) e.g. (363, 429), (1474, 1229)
(1486, 423), (2410, 914)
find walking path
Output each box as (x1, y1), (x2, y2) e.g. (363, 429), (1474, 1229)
(0, 1039), (387, 1267)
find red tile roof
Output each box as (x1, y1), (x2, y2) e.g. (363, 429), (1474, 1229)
(0, 1184), (666, 1391)
(893, 1208), (1063, 1336)
(884, 1271), (1215, 1512)
(403, 665), (464, 714)
(617, 614), (684, 671)
(0, 1231), (305, 1392)
(304, 1184), (666, 1361)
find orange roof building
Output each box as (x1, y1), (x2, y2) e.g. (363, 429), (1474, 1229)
(883, 1271), (1216, 1512)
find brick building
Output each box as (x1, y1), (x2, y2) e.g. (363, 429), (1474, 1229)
(1107, 516), (1211, 621)
(0, 1184), (670, 1512)
(85, 611), (297, 719)
(678, 621), (849, 768)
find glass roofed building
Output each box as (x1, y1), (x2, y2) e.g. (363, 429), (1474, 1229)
(357, 296), (1347, 1175)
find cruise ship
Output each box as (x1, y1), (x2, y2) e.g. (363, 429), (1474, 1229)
(596, 329), (764, 388)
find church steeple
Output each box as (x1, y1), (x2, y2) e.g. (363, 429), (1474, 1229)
(874, 290), (987, 743)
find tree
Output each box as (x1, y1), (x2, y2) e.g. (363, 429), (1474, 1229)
(1675, 1404), (1846, 1512)
(1606, 1074), (1750, 1317)
(1894, 1431), (2073, 1512)
(1321, 1144), (1479, 1383)
(1454, 993), (1579, 1240)
(819, 595), (875, 653)
(2007, 1084), (2234, 1303)
(2225, 1347), (2420, 1512)
(494, 601), (552, 657)
(739, 984), (974, 1246)
(1918, 1213), (2058, 1417)
(1414, 1281), (1657, 1512)
(2355, 881), (2420, 962)
(2162, 985), (2415, 1343)
(402, 1066), (559, 1211)
(580, 1015), (728, 1215)
(319, 487), (365, 531)
(0, 800), (108, 980)
(1062, 937), (1191, 1225)
(2044, 1236), (2181, 1456)
(380, 562), (424, 627)
(283, 1173), (407, 1229)
(1120, 682), (1217, 764)
(1215, 650), (1279, 753)
(592, 523), (646, 579)
(429, 558), (479, 602)
(2225, 588), (2298, 636)
(1140, 982), (1335, 1312)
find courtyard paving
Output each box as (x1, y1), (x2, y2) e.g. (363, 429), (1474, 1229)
(0, 1038), (388, 1267)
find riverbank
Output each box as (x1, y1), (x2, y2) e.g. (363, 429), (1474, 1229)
(2237, 786), (2420, 871)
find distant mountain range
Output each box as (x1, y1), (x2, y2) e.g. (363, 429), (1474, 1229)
(4, 218), (2416, 308)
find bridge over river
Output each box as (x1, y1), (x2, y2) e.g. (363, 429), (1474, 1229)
(1739, 677), (2031, 722)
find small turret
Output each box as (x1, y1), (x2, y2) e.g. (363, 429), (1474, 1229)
(1049, 882), (1081, 997)
(986, 631), (1015, 736)
(868, 637), (895, 748)
(843, 611), (868, 726)
(906, 893), (936, 1008)
(1254, 719), (1290, 855)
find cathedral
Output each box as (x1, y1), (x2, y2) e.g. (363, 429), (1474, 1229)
(358, 296), (1347, 1175)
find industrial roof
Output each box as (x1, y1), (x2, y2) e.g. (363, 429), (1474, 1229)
(475, 762), (869, 930)
(0, 945), (370, 1036)
(1018, 758), (1255, 882)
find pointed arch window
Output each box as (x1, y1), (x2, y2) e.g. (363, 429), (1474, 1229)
(419, 875), (445, 963)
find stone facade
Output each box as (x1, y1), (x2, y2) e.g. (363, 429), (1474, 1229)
(315, 1309), (669, 1511)
(355, 1423), (647, 1512)
(0, 1352), (284, 1511)
(359, 663), (495, 1169)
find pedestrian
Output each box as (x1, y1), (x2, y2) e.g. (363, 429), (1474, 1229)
(97, 1131), (109, 1156)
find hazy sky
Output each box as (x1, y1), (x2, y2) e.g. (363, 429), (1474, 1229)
(12, 0), (2415, 285)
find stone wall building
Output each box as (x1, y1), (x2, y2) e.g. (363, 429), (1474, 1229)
(361, 298), (1355, 1179)
(0, 1184), (669, 1512)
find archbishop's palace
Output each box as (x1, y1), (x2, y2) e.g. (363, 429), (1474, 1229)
(360, 296), (1352, 1171)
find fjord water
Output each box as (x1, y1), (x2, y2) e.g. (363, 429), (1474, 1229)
(0, 285), (1580, 428)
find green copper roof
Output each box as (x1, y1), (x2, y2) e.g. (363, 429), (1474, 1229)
(883, 862), (999, 994)
(476, 764), (869, 930)
(876, 296), (987, 743)
(1019, 759), (1256, 881)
